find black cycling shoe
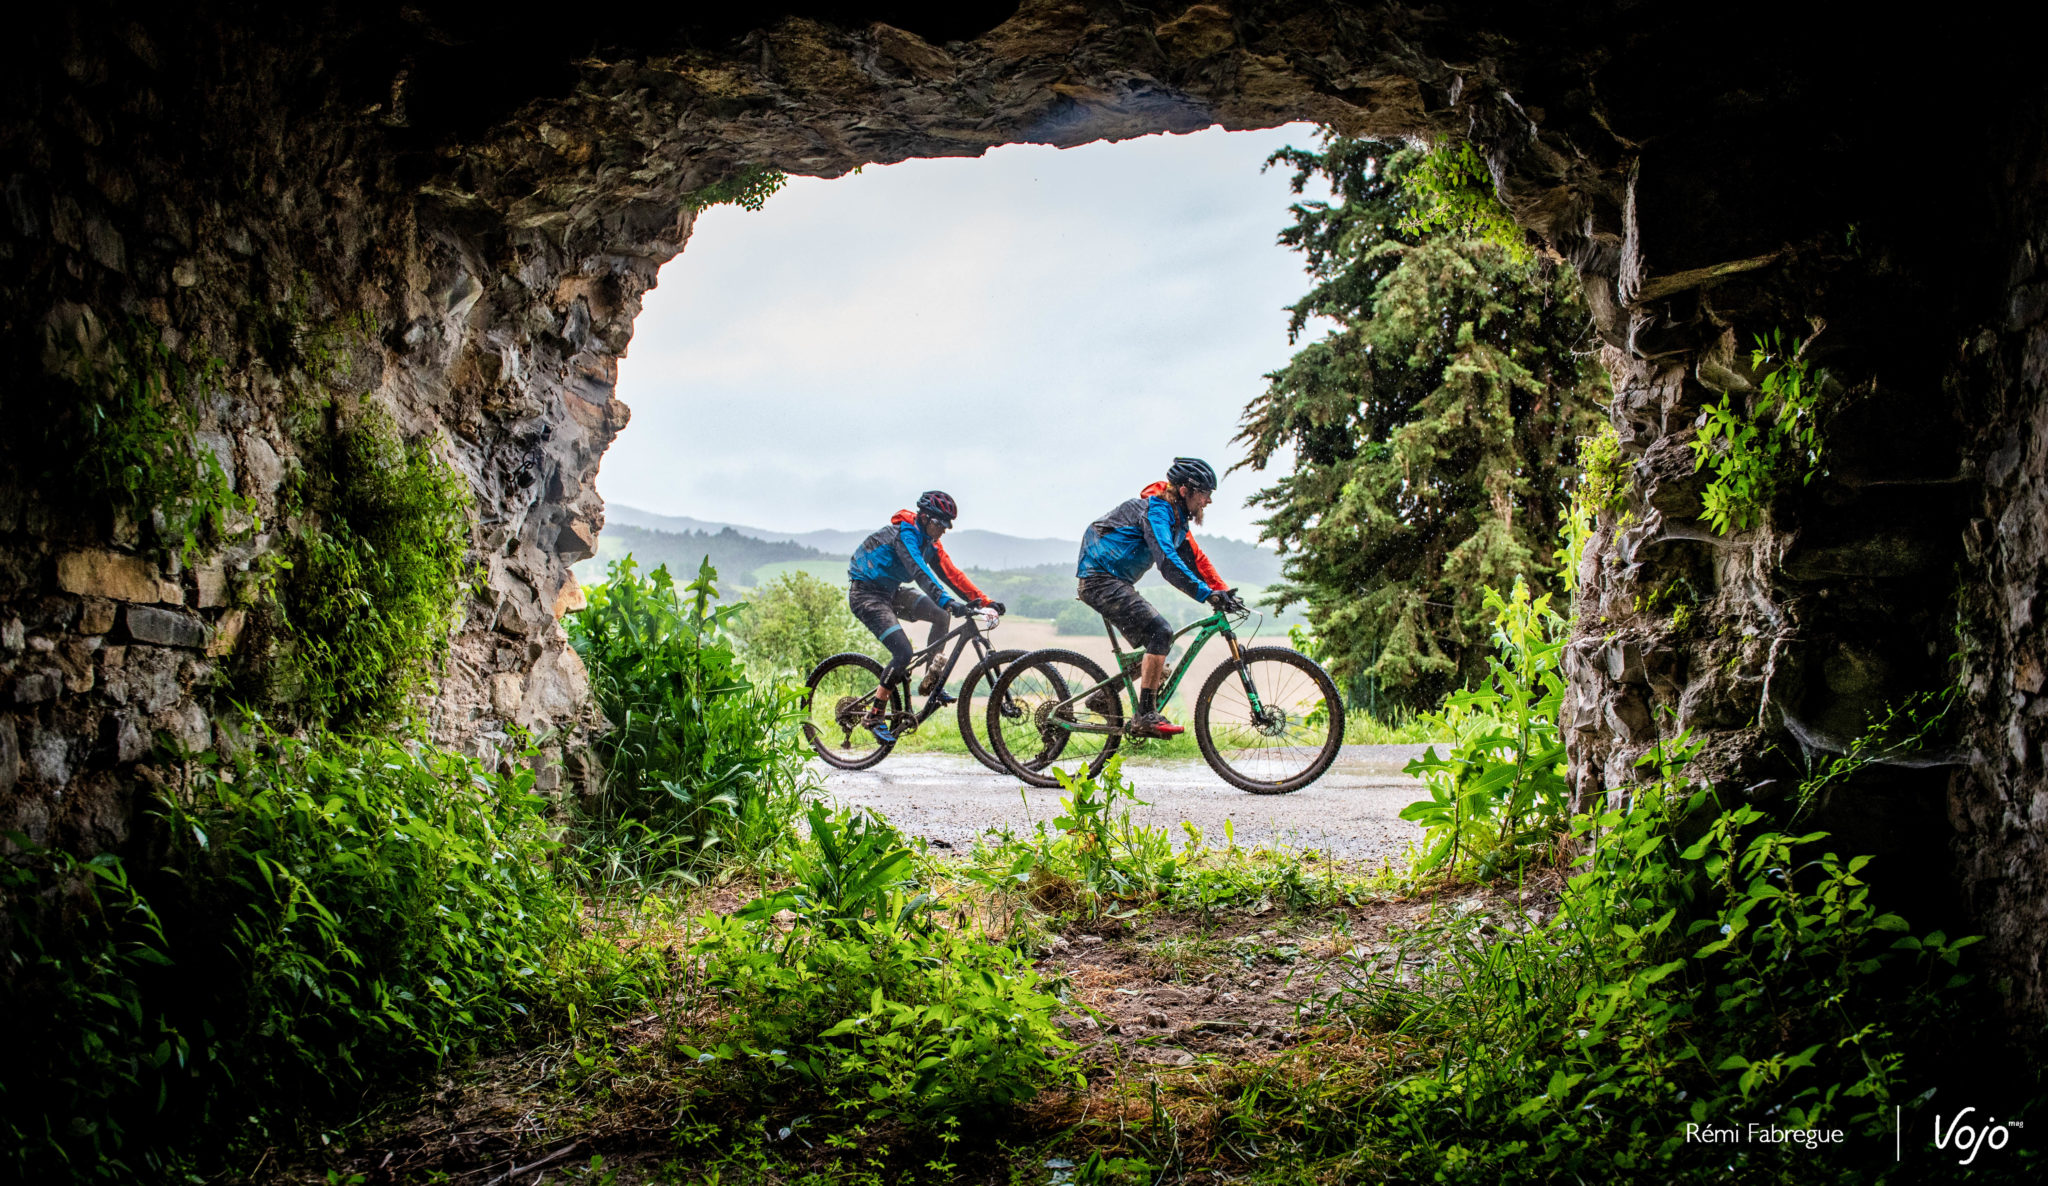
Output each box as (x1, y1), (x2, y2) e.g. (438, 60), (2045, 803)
(1126, 711), (1185, 738)
(930, 690), (957, 707)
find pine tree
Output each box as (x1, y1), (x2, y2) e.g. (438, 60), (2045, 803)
(1236, 136), (1608, 715)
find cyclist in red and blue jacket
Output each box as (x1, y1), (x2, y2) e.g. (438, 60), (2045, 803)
(1076, 457), (1246, 737)
(847, 491), (1004, 740)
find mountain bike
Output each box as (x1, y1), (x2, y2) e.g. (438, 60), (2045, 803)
(985, 606), (1344, 794)
(801, 608), (1023, 772)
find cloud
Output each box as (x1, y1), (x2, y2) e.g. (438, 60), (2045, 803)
(601, 123), (1333, 542)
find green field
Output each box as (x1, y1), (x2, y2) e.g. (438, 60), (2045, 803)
(750, 558), (847, 588)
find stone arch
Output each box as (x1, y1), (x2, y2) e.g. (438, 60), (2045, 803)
(4, 1), (2046, 1014)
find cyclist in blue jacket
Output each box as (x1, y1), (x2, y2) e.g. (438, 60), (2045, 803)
(1076, 457), (1246, 737)
(846, 490), (1002, 741)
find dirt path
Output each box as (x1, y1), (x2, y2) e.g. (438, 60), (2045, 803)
(818, 743), (1432, 864)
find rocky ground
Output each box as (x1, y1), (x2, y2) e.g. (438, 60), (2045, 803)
(819, 744), (1432, 864)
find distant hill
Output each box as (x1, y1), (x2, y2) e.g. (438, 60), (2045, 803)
(573, 524), (824, 588)
(601, 503), (1281, 585)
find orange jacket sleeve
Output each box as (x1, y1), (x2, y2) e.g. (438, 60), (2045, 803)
(932, 542), (989, 606)
(1186, 536), (1226, 592)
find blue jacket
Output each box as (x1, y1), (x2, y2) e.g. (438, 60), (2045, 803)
(846, 511), (969, 610)
(1075, 483), (1222, 602)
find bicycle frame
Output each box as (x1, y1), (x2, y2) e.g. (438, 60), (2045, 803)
(1045, 610), (1269, 735)
(884, 613), (1000, 726)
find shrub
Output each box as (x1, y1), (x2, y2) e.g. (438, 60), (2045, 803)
(568, 556), (812, 870)
(1554, 421), (1629, 593)
(1341, 735), (1981, 1181)
(688, 807), (1079, 1124)
(1, 730), (625, 1181)
(1399, 580), (1570, 878)
(1691, 328), (1829, 534)
(265, 413), (472, 730)
(729, 569), (874, 677)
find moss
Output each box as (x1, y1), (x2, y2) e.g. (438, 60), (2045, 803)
(253, 406), (473, 731)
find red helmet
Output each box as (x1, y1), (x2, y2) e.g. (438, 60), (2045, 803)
(916, 490), (957, 525)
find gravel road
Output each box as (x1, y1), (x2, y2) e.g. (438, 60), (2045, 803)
(818, 743), (1432, 865)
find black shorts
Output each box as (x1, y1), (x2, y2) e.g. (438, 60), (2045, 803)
(1077, 575), (1173, 655)
(848, 581), (949, 655)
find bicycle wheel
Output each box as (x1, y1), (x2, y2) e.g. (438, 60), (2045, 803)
(956, 648), (1025, 774)
(1194, 646), (1345, 794)
(801, 652), (896, 771)
(986, 649), (1124, 788)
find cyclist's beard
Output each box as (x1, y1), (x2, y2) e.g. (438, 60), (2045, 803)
(1188, 501), (1206, 526)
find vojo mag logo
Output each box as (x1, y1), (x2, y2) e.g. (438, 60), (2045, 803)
(1931, 1107), (2023, 1166)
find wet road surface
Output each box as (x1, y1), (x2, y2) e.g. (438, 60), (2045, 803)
(818, 743), (1432, 864)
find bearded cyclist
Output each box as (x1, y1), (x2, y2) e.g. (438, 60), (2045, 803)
(846, 491), (1005, 741)
(1075, 458), (1247, 738)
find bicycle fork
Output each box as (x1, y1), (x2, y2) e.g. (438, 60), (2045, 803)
(1224, 631), (1268, 718)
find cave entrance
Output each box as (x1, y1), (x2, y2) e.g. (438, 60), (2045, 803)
(587, 124), (1331, 581)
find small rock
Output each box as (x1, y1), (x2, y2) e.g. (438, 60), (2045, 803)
(195, 432), (237, 491)
(1144, 1010), (1170, 1029)
(27, 728), (70, 784)
(490, 671), (525, 716)
(78, 597), (117, 635)
(243, 435), (283, 498)
(2, 618), (22, 650)
(1079, 934), (1104, 945)
(125, 606), (208, 650)
(12, 671), (61, 703)
(206, 609), (246, 657)
(1218, 991), (1239, 1005)
(0, 718), (17, 794)
(56, 550), (161, 603)
(1046, 934), (1072, 951)
(194, 565), (228, 609)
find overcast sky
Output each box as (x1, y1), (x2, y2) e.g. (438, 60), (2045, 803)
(598, 123), (1333, 544)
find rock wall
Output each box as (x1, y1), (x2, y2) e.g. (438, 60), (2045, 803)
(3, 1), (2044, 1012)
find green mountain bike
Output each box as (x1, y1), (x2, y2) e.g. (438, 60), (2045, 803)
(800, 610), (1023, 773)
(985, 607), (1345, 794)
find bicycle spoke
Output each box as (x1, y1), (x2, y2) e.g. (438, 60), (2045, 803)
(804, 656), (892, 767)
(989, 651), (1123, 786)
(1200, 652), (1341, 791)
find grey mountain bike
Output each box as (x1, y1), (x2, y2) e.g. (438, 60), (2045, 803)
(800, 610), (1022, 772)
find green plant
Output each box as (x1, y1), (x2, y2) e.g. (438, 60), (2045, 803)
(1399, 581), (1569, 877)
(1691, 328), (1829, 534)
(687, 809), (1078, 1125)
(1, 728), (639, 1182)
(568, 556), (813, 871)
(1333, 733), (1983, 1181)
(729, 569), (875, 677)
(265, 412), (472, 729)
(1397, 140), (1531, 261)
(1555, 422), (1629, 593)
(21, 319), (252, 558)
(684, 166), (787, 213)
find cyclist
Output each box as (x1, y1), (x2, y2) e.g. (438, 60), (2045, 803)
(846, 490), (1004, 741)
(1076, 458), (1247, 737)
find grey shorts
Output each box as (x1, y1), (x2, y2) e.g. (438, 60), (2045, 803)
(1077, 576), (1173, 655)
(848, 581), (948, 661)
